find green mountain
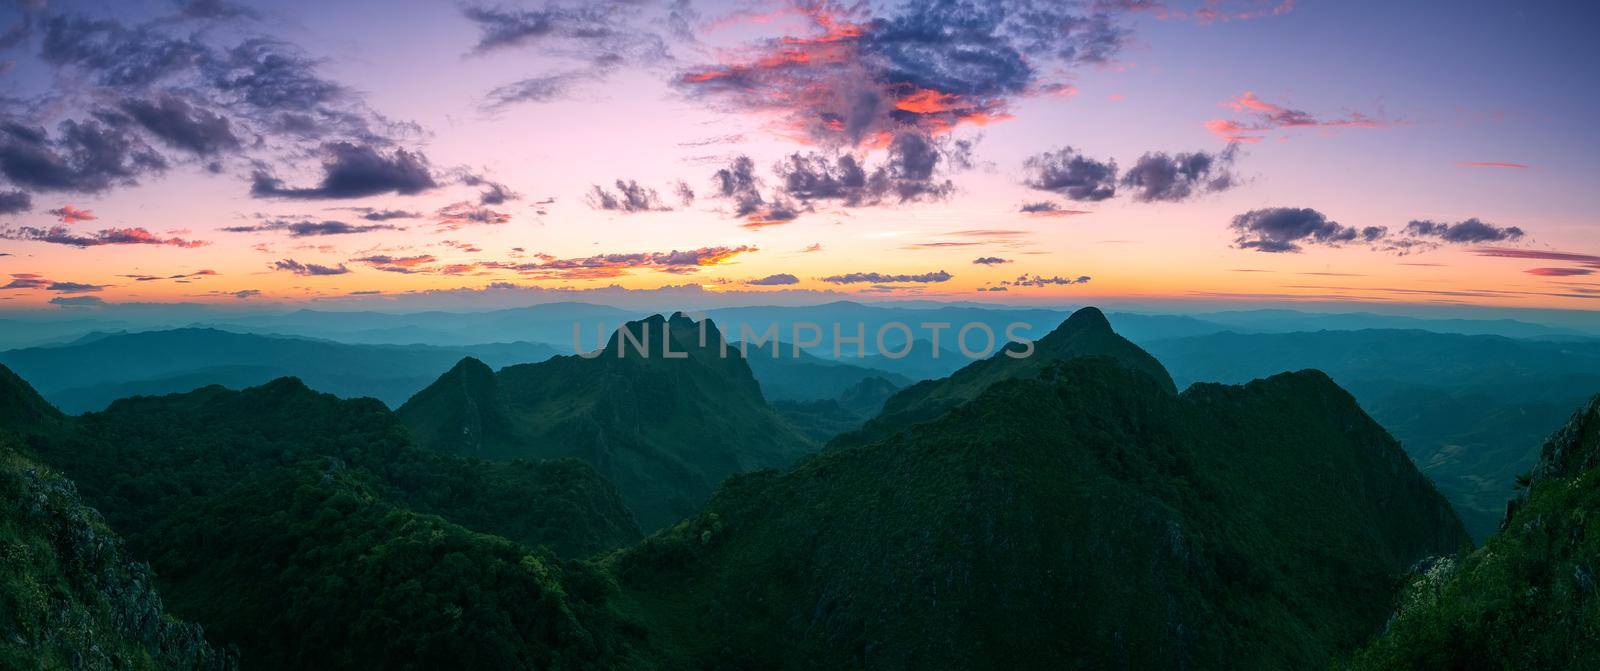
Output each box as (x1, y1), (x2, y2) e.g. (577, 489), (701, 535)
(399, 313), (817, 530)
(772, 375), (905, 443)
(0, 375), (233, 670)
(613, 346), (1468, 668)
(1144, 329), (1600, 540)
(0, 328), (561, 412)
(3, 365), (645, 669)
(1351, 395), (1600, 669)
(838, 307), (1177, 447)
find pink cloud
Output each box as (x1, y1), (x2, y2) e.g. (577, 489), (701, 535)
(1206, 91), (1388, 142)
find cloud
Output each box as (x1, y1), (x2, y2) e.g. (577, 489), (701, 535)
(587, 180), (671, 212)
(496, 245), (759, 280)
(747, 273), (800, 286)
(46, 281), (105, 293)
(1525, 267), (1592, 277)
(272, 258), (350, 276)
(1229, 207), (1383, 253)
(221, 219), (401, 236)
(1472, 247), (1600, 269)
(50, 295), (106, 307)
(1403, 218), (1524, 244)
(819, 270), (952, 284)
(231, 289), (262, 299)
(1120, 144), (1239, 202)
(1206, 91), (1387, 143)
(436, 201), (512, 228)
(47, 205), (96, 223)
(973, 256), (1011, 265)
(120, 269), (219, 282)
(458, 172), (520, 205)
(332, 207), (422, 221)
(0, 118), (168, 193)
(251, 142), (437, 200)
(801, 243), (824, 253)
(0, 190), (31, 214)
(677, 1), (1128, 146)
(1096, 0), (1296, 23)
(462, 2), (665, 109)
(1456, 161), (1528, 169)
(174, 0), (259, 21)
(1002, 273), (1091, 287)
(1023, 147), (1117, 201)
(352, 254), (437, 274)
(0, 225), (208, 248)
(116, 95), (241, 156)
(1019, 201), (1091, 217)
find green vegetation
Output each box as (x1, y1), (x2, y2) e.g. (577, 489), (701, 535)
(399, 313), (817, 530)
(1144, 328), (1600, 540)
(838, 306), (1177, 447)
(1, 438), (233, 671)
(1350, 395), (1600, 669)
(609, 313), (1467, 668)
(2, 365), (643, 669)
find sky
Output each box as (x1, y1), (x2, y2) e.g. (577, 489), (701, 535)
(0, 0), (1597, 313)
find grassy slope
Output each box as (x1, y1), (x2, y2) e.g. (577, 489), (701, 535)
(1350, 395), (1600, 669)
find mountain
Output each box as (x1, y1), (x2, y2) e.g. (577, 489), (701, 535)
(0, 370), (234, 670)
(399, 314), (817, 530)
(1352, 395), (1600, 669)
(194, 301), (641, 346)
(3, 366), (645, 668)
(839, 307), (1177, 447)
(0, 328), (560, 412)
(735, 340), (914, 401)
(771, 375), (906, 443)
(1144, 329), (1600, 539)
(612, 349), (1468, 667)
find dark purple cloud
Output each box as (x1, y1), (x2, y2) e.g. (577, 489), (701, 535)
(221, 219), (400, 236)
(272, 258), (350, 276)
(251, 142), (437, 200)
(0, 225), (207, 248)
(1229, 207), (1383, 253)
(1023, 147), (1117, 201)
(973, 256), (1011, 265)
(747, 273), (800, 286)
(819, 270), (952, 284)
(1403, 218), (1524, 244)
(1120, 145), (1239, 202)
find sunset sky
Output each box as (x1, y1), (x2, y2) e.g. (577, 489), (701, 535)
(0, 0), (1596, 311)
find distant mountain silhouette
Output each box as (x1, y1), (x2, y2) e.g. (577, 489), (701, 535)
(734, 339), (914, 401)
(0, 328), (560, 412)
(399, 313), (817, 530)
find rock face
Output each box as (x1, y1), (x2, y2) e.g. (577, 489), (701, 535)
(399, 313), (817, 530)
(1352, 394), (1600, 670)
(1, 443), (235, 671)
(610, 315), (1468, 669)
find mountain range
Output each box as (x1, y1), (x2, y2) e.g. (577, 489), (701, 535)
(398, 313), (817, 530)
(2, 305), (1594, 668)
(0, 328), (560, 412)
(1144, 329), (1600, 539)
